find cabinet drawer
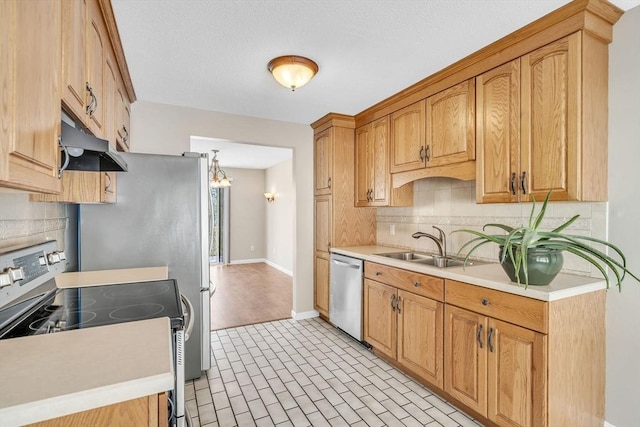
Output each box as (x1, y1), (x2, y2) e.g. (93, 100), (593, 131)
(364, 262), (444, 302)
(445, 280), (548, 333)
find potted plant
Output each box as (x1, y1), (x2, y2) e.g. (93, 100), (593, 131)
(453, 191), (640, 288)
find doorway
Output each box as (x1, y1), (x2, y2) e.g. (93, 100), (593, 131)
(209, 186), (230, 265)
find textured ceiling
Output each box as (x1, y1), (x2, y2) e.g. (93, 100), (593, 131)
(112, 0), (639, 128)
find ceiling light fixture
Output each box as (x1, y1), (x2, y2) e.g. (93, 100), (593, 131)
(209, 150), (231, 187)
(267, 55), (318, 91)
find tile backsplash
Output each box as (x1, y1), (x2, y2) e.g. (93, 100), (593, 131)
(0, 192), (73, 254)
(377, 178), (608, 277)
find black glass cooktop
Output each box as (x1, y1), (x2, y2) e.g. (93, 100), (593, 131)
(1, 279), (183, 339)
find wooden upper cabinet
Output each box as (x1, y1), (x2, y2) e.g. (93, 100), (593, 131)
(477, 33), (601, 203)
(0, 0), (62, 194)
(355, 117), (413, 207)
(425, 79), (475, 168)
(314, 195), (331, 254)
(521, 35), (577, 202)
(390, 101), (425, 173)
(476, 59), (521, 203)
(314, 128), (333, 195)
(85, 0), (106, 137)
(116, 82), (131, 151)
(61, 0), (88, 122)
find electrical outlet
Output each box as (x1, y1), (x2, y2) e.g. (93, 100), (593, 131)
(390, 224), (395, 235)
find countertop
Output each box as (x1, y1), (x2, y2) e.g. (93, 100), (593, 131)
(332, 246), (606, 301)
(55, 266), (169, 288)
(0, 317), (174, 426)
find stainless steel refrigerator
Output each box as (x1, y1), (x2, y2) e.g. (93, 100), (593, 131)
(79, 152), (211, 380)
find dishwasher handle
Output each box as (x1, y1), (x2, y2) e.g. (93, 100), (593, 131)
(331, 259), (361, 269)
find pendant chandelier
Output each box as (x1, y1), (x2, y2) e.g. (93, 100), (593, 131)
(209, 150), (231, 187)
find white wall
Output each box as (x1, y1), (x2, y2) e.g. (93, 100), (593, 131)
(265, 159), (294, 274)
(606, 5), (640, 426)
(223, 168), (266, 262)
(129, 101), (315, 316)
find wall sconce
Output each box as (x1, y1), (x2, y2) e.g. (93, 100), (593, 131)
(264, 193), (276, 203)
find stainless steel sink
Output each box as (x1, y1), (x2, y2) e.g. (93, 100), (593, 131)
(374, 252), (484, 268)
(374, 251), (431, 261)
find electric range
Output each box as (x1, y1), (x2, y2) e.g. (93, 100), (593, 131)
(0, 241), (187, 426)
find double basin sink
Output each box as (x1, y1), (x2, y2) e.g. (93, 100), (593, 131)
(373, 251), (483, 268)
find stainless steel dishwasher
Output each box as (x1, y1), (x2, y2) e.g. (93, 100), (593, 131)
(329, 253), (364, 341)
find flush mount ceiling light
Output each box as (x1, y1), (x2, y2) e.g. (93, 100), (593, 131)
(267, 55), (318, 91)
(209, 150), (231, 188)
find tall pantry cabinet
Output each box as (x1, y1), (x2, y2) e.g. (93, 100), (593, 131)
(311, 114), (376, 318)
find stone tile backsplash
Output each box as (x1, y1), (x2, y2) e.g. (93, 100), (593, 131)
(0, 193), (71, 252)
(377, 178), (608, 277)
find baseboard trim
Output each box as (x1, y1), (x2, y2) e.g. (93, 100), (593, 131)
(291, 310), (319, 321)
(229, 258), (266, 265)
(264, 260), (293, 276)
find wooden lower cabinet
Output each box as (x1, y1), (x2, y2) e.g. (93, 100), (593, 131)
(397, 290), (443, 388)
(444, 305), (546, 427)
(28, 392), (168, 427)
(363, 279), (397, 358)
(363, 273), (444, 388)
(314, 255), (330, 317)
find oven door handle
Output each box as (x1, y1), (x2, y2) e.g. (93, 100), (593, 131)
(180, 293), (195, 342)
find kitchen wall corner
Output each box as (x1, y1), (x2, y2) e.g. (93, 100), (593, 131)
(265, 159), (294, 275)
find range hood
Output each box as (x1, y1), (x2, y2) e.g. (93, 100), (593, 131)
(60, 121), (128, 173)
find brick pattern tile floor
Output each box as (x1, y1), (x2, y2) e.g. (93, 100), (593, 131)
(186, 317), (482, 427)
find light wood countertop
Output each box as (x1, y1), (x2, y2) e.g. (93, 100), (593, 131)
(0, 317), (174, 426)
(55, 266), (168, 288)
(332, 246), (606, 301)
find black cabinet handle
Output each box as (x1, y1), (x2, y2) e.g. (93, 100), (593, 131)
(396, 296), (402, 314)
(419, 146), (425, 161)
(390, 295), (397, 311)
(477, 324), (484, 349)
(425, 145), (430, 162)
(510, 173), (517, 195)
(488, 327), (495, 353)
(520, 171), (527, 194)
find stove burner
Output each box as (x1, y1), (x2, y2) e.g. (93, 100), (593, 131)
(109, 303), (165, 321)
(102, 284), (171, 299)
(28, 311), (97, 332)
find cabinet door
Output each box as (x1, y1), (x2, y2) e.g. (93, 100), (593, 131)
(521, 34), (579, 202)
(314, 255), (330, 317)
(425, 79), (475, 168)
(314, 195), (332, 254)
(61, 0), (88, 122)
(314, 128), (332, 195)
(487, 319), (547, 427)
(363, 279), (397, 359)
(354, 124), (372, 206)
(445, 305), (487, 416)
(476, 60), (521, 203)
(85, 0), (105, 137)
(0, 0), (62, 194)
(371, 117), (390, 204)
(116, 84), (131, 151)
(397, 290), (443, 388)
(390, 101), (425, 173)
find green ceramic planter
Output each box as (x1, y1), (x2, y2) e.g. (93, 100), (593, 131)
(499, 247), (564, 286)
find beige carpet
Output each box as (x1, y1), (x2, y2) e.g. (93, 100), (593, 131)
(209, 263), (292, 330)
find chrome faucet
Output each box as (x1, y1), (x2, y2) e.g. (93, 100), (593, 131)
(412, 226), (447, 258)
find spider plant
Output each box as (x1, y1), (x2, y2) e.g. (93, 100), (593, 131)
(453, 191), (640, 289)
